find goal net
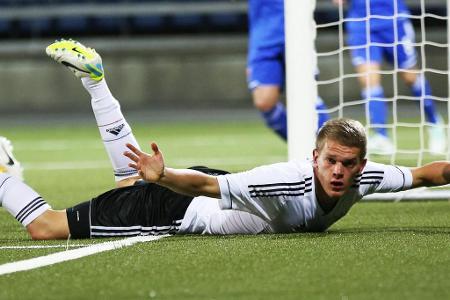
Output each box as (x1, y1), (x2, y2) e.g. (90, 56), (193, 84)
(285, 0), (450, 200)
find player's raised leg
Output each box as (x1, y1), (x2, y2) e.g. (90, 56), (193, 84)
(46, 39), (140, 186)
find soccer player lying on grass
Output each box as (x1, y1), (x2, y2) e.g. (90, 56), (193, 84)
(0, 39), (449, 240)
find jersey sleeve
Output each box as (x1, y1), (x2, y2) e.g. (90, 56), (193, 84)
(216, 161), (309, 221)
(359, 161), (413, 195)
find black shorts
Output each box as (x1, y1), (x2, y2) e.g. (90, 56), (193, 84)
(66, 166), (229, 239)
(66, 182), (194, 238)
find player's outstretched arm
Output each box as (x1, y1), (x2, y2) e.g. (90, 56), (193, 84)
(411, 161), (450, 188)
(124, 143), (221, 198)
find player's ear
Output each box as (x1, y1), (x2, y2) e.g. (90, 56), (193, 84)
(312, 149), (319, 165)
(358, 158), (367, 172)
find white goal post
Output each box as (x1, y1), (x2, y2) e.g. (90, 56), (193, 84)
(285, 0), (317, 160)
(285, 0), (450, 200)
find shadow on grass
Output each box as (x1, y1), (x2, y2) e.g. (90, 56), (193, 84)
(170, 226), (450, 242)
(326, 226), (450, 235)
(1, 226), (448, 245)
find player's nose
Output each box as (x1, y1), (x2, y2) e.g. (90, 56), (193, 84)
(332, 162), (344, 176)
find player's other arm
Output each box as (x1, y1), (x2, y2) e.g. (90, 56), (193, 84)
(410, 161), (450, 188)
(124, 142), (220, 198)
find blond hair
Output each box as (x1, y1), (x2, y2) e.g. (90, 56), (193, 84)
(316, 118), (367, 160)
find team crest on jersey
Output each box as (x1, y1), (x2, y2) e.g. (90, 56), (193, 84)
(106, 123), (125, 136)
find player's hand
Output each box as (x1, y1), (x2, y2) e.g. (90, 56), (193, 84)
(124, 142), (165, 183)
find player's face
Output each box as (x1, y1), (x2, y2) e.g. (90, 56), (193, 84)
(313, 139), (366, 200)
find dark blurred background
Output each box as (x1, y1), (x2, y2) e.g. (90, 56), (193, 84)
(0, 0), (447, 117)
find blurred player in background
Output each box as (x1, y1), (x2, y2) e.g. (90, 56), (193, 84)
(333, 0), (447, 154)
(247, 0), (329, 140)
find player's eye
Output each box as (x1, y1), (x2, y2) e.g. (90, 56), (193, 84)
(343, 160), (356, 168)
(327, 157), (336, 164)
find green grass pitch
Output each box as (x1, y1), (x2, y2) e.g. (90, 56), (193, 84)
(0, 119), (448, 299)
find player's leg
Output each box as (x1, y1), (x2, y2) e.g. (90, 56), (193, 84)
(250, 83), (287, 140)
(247, 38), (286, 140)
(393, 18), (441, 124)
(247, 1), (287, 140)
(0, 137), (68, 239)
(46, 39), (140, 186)
(348, 26), (393, 153)
(400, 71), (441, 124)
(391, 19), (446, 153)
(315, 67), (330, 129)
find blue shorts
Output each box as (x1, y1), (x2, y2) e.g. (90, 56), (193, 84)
(247, 0), (285, 89)
(247, 44), (285, 90)
(347, 17), (417, 69)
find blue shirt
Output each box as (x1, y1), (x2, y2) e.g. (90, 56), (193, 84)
(248, 0), (285, 48)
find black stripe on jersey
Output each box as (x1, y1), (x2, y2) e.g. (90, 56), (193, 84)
(250, 188), (313, 198)
(249, 177), (312, 198)
(250, 183), (312, 194)
(355, 181), (383, 186)
(352, 170), (384, 188)
(16, 197), (47, 223)
(354, 171), (384, 178)
(248, 177), (312, 189)
(354, 175), (384, 181)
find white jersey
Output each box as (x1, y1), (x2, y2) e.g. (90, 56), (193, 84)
(179, 160), (412, 234)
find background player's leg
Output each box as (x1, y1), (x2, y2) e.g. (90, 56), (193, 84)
(252, 86), (287, 140)
(316, 96), (330, 130)
(401, 71), (440, 124)
(356, 63), (393, 153)
(400, 71), (447, 153)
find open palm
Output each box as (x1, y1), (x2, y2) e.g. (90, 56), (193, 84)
(124, 142), (165, 183)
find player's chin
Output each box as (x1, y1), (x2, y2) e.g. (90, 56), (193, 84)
(327, 186), (347, 198)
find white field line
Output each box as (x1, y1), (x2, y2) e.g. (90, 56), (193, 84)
(0, 244), (89, 249)
(0, 235), (169, 276)
(14, 136), (274, 151)
(23, 156), (285, 171)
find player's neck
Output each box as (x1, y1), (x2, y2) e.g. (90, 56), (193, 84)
(314, 178), (339, 214)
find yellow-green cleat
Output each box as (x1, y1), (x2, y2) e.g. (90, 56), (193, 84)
(46, 39), (104, 81)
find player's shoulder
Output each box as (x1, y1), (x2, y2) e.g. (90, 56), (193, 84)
(287, 159), (314, 178)
(358, 161), (412, 184)
(353, 161), (386, 188)
(356, 161), (413, 193)
(249, 159), (313, 180)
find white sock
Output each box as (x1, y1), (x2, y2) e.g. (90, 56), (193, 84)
(81, 77), (140, 181)
(0, 174), (51, 226)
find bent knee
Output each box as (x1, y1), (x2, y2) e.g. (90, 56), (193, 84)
(27, 226), (54, 240)
(252, 86), (280, 112)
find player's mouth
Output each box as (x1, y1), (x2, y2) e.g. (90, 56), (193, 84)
(330, 181), (344, 191)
